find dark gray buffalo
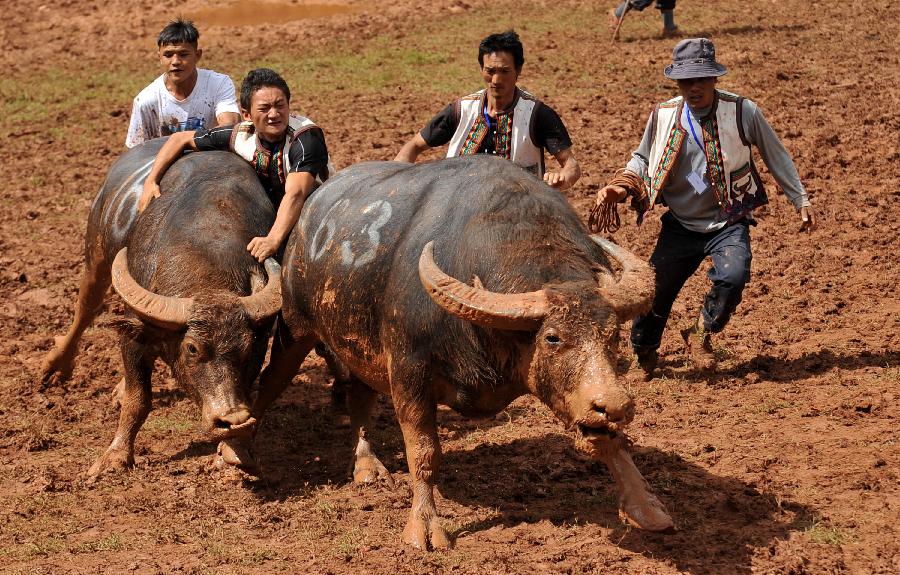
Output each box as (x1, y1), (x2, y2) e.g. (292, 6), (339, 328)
(253, 155), (674, 549)
(40, 139), (281, 478)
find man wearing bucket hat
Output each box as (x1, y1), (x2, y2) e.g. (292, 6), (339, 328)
(594, 38), (815, 378)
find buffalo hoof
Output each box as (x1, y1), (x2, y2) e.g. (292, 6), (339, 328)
(403, 515), (453, 551)
(216, 440), (260, 477)
(39, 340), (74, 387)
(619, 491), (676, 533)
(353, 455), (395, 488)
(86, 447), (134, 482)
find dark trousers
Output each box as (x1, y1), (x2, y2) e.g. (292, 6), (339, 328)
(631, 211), (752, 353)
(629, 0), (677, 10)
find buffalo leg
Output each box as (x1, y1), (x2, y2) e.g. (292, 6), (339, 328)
(87, 336), (152, 480)
(40, 258), (111, 386)
(391, 364), (451, 550)
(597, 441), (674, 532)
(349, 378), (394, 487)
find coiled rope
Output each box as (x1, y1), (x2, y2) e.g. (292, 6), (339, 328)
(588, 169), (650, 234)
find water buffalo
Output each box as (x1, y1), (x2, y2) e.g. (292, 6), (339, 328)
(252, 155), (674, 549)
(40, 139), (281, 478)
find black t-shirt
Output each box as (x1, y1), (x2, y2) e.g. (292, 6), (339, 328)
(419, 94), (573, 156)
(193, 124), (329, 208)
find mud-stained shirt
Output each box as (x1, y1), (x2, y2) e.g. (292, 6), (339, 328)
(125, 69), (239, 148)
(192, 124), (329, 208)
(420, 97), (573, 156)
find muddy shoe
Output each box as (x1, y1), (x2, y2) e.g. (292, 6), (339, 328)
(660, 26), (681, 38)
(681, 324), (716, 371)
(634, 349), (659, 381)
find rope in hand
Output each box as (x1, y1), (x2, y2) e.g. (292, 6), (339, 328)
(588, 169), (650, 234)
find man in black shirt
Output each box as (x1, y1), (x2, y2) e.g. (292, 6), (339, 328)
(394, 30), (581, 190)
(139, 68), (331, 262)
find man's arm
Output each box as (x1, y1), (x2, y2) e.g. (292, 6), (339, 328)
(247, 172), (316, 262)
(215, 111), (241, 127)
(138, 131), (198, 212)
(742, 100), (815, 232)
(394, 132), (431, 163)
(544, 147), (581, 190)
(212, 73), (241, 129)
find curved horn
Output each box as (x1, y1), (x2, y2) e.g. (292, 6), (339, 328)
(590, 235), (655, 320)
(239, 257), (282, 324)
(418, 241), (549, 331)
(111, 248), (193, 330)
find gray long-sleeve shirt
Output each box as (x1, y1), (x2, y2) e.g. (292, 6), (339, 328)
(626, 97), (810, 232)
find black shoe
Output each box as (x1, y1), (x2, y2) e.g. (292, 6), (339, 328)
(634, 349), (659, 380)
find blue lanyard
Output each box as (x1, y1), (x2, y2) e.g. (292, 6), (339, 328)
(683, 106), (706, 158)
(483, 104), (493, 130)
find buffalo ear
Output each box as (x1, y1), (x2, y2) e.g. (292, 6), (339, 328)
(102, 317), (149, 342)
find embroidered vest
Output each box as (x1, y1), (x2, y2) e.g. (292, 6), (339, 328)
(646, 90), (767, 224)
(229, 115), (334, 187)
(446, 88), (545, 178)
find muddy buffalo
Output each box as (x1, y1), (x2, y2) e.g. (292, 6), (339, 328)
(252, 155), (674, 549)
(40, 139), (282, 478)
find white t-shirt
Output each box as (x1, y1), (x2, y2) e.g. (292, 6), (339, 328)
(125, 68), (240, 148)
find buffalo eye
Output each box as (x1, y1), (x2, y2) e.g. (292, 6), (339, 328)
(184, 340), (200, 357)
(544, 330), (562, 346)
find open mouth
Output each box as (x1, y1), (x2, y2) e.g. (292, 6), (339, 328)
(578, 423), (618, 441)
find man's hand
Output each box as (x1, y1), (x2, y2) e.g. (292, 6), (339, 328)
(247, 235), (280, 262)
(799, 205), (816, 233)
(138, 181), (161, 213)
(596, 184), (629, 205)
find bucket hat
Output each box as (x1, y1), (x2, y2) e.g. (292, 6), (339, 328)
(664, 38), (727, 80)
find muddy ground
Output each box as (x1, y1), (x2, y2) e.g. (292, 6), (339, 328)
(1, 0), (898, 573)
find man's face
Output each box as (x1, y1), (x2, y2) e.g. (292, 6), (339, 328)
(481, 51), (520, 103)
(159, 43), (201, 86)
(242, 86), (290, 143)
(677, 77), (717, 110)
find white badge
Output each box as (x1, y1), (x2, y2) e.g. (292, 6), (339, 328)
(687, 170), (708, 195)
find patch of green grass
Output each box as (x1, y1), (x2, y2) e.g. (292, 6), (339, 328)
(72, 533), (125, 554)
(755, 398), (793, 414)
(331, 526), (366, 559)
(804, 517), (852, 546)
(143, 414), (193, 434)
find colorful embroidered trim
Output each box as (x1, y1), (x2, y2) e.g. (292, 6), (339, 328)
(459, 110), (513, 158)
(650, 121), (686, 206)
(700, 115), (727, 208)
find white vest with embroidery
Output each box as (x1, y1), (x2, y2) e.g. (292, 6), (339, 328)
(230, 115), (334, 184)
(646, 90), (766, 221)
(447, 89), (545, 177)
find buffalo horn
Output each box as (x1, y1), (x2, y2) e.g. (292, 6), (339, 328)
(590, 235), (654, 320)
(111, 248), (193, 330)
(239, 258), (282, 324)
(418, 241), (549, 331)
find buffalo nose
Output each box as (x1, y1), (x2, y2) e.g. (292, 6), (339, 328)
(213, 408), (252, 429)
(591, 393), (634, 424)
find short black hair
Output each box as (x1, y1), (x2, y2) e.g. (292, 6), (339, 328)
(478, 30), (525, 70)
(157, 18), (200, 48)
(240, 68), (291, 111)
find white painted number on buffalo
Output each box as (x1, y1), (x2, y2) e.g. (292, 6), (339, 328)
(311, 199), (392, 268)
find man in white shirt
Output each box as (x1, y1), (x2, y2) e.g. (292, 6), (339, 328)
(125, 19), (240, 148)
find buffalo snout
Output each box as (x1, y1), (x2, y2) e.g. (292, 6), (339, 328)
(203, 405), (256, 440)
(575, 383), (635, 435)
